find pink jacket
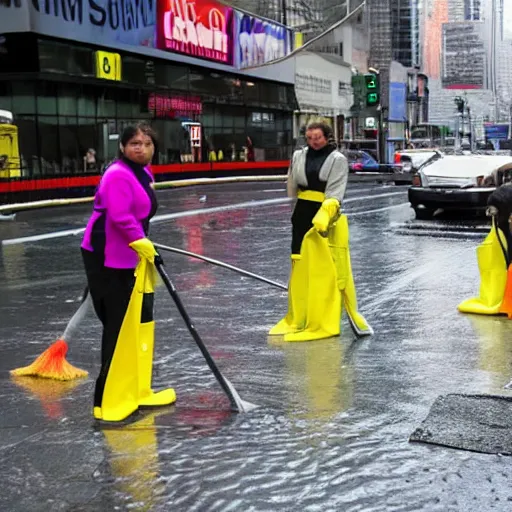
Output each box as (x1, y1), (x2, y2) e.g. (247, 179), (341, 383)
(81, 160), (154, 269)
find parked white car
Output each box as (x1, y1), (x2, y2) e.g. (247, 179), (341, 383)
(408, 154), (512, 219)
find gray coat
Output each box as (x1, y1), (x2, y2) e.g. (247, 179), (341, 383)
(287, 147), (349, 203)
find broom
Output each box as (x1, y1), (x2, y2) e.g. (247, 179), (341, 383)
(10, 288), (91, 381)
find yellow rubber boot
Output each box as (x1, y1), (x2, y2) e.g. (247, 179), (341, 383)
(329, 215), (373, 336)
(96, 259), (174, 422)
(99, 264), (143, 422)
(138, 262), (176, 408)
(138, 321), (176, 407)
(284, 229), (342, 342)
(269, 255), (306, 335)
(458, 222), (508, 315)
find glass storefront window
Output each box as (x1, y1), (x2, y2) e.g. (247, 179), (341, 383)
(12, 81), (36, 115)
(38, 116), (60, 175)
(259, 83), (280, 108)
(59, 116), (80, 174)
(57, 85), (77, 117)
(39, 39), (95, 77)
(77, 85), (97, 118)
(77, 117), (101, 168)
(189, 70), (219, 98)
(123, 56), (150, 85)
(244, 81), (260, 105)
(69, 46), (94, 77)
(97, 88), (117, 118)
(37, 82), (58, 115)
(39, 40), (67, 74)
(117, 88), (136, 117)
(16, 116), (39, 178)
(0, 82), (12, 112)
(155, 62), (189, 90)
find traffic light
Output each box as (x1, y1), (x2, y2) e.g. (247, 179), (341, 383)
(364, 73), (380, 106)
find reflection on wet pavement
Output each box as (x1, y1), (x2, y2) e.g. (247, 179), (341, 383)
(1, 182), (512, 510)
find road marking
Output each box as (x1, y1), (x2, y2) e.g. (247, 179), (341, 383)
(1, 191), (407, 247)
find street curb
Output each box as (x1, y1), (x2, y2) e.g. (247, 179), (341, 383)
(0, 173), (410, 215)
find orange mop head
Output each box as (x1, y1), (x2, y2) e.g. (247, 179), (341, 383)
(11, 289), (92, 381)
(10, 339), (88, 381)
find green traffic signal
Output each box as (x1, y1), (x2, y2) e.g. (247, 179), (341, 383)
(367, 92), (379, 105)
(364, 73), (380, 106)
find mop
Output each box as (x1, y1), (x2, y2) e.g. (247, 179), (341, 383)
(10, 288), (91, 380)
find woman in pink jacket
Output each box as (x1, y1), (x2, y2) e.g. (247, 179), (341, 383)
(81, 123), (162, 420)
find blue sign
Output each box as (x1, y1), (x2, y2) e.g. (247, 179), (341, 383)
(235, 12), (291, 69)
(388, 82), (407, 122)
(484, 124), (509, 141)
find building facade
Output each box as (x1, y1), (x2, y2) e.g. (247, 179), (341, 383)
(0, 0), (297, 184)
(293, 51), (353, 141)
(441, 21), (486, 89)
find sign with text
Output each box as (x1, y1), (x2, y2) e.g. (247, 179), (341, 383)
(148, 93), (202, 118)
(156, 0), (233, 65)
(95, 51), (121, 80)
(235, 12), (291, 69)
(388, 82), (407, 122)
(2, 0), (156, 47)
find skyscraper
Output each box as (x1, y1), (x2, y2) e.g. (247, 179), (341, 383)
(368, 0), (421, 69)
(441, 22), (486, 89)
(390, 0), (420, 68)
(464, 0), (482, 20)
(423, 0), (449, 80)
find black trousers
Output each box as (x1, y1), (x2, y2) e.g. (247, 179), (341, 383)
(291, 199), (322, 255)
(82, 249), (136, 408)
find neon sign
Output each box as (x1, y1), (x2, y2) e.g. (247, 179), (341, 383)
(157, 0), (233, 64)
(148, 93), (203, 118)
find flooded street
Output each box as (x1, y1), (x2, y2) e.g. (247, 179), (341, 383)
(1, 182), (511, 511)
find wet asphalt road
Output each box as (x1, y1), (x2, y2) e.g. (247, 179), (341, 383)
(1, 181), (512, 511)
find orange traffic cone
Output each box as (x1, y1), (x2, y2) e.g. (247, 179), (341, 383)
(10, 339), (88, 381)
(499, 265), (512, 319)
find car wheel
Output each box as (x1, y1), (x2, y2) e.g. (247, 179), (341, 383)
(414, 207), (435, 220)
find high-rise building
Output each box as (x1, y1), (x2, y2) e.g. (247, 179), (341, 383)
(441, 22), (486, 89)
(422, 0), (449, 80)
(465, 0), (482, 20)
(390, 0), (420, 68)
(368, 0), (421, 70)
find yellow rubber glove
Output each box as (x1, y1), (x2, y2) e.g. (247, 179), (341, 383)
(312, 198), (341, 236)
(129, 238), (157, 263)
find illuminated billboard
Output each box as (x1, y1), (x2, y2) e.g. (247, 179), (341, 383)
(156, 0), (234, 65)
(235, 12), (291, 69)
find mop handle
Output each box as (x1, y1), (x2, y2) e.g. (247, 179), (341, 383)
(62, 287), (93, 341)
(155, 256), (250, 412)
(154, 243), (287, 291)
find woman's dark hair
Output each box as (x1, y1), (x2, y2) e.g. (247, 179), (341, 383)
(118, 122), (158, 156)
(305, 121), (337, 149)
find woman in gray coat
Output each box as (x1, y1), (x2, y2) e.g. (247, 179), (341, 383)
(270, 121), (372, 341)
(287, 122), (348, 254)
